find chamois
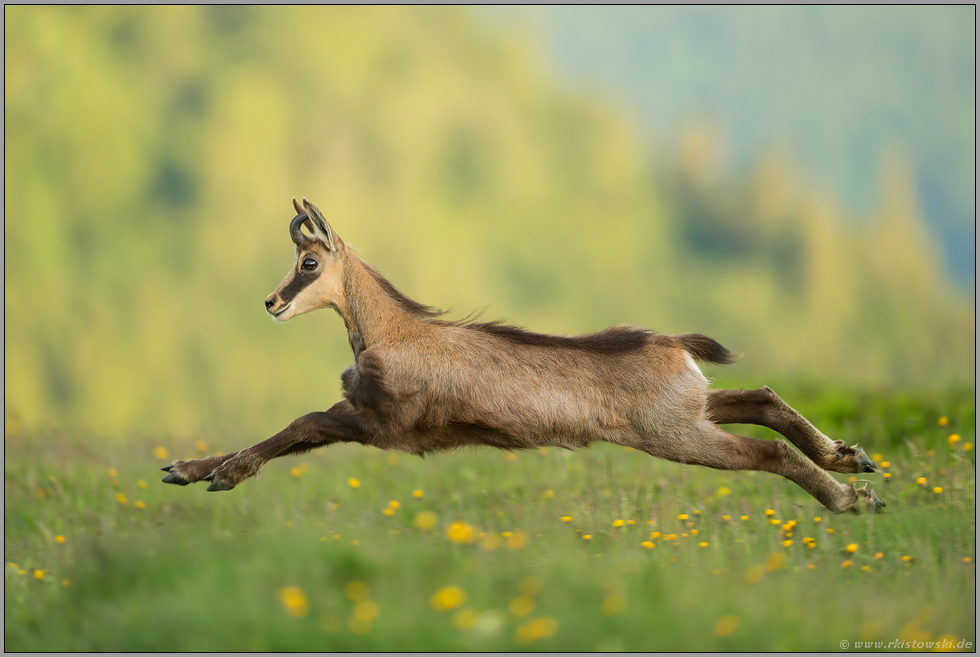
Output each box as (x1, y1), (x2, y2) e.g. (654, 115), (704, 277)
(163, 198), (885, 514)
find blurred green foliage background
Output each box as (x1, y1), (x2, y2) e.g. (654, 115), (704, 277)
(4, 6), (975, 436)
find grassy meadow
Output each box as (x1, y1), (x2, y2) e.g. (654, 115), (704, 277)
(4, 385), (975, 651)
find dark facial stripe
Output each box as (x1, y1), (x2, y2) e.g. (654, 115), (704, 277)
(279, 268), (319, 304)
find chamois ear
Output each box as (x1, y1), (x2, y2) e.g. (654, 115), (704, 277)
(302, 198), (338, 252)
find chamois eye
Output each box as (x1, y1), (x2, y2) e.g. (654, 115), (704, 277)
(302, 258), (318, 271)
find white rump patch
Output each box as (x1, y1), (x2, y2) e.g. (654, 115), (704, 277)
(684, 351), (709, 385)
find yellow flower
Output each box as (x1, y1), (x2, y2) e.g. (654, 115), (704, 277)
(768, 519), (780, 526)
(115, 492), (128, 505)
(916, 477), (927, 486)
(560, 516), (572, 522)
(55, 535), (65, 544)
(872, 453), (882, 462)
(765, 509), (775, 517)
(481, 533), (502, 551)
(446, 521), (477, 544)
(691, 529), (699, 535)
(678, 513), (689, 521)
(626, 519), (636, 525)
(345, 581), (369, 601)
(744, 565), (764, 584)
(874, 552), (884, 559)
(34, 569), (45, 580)
(61, 579), (71, 588)
(354, 600), (379, 622)
(717, 486), (732, 497)
(841, 560), (852, 569)
(509, 595), (535, 617)
(699, 542), (709, 548)
(502, 531), (513, 537)
(740, 515), (749, 521)
(783, 540), (793, 548)
(883, 473), (892, 479)
(814, 517), (822, 522)
(389, 500), (400, 509)
(641, 541), (655, 549)
(431, 586), (466, 612)
(542, 489), (554, 498)
(714, 615), (739, 637)
(137, 480), (147, 489)
(612, 519), (625, 527)
(765, 553), (785, 571)
(414, 511), (438, 531)
(722, 515), (730, 521)
(846, 543), (858, 553)
(583, 534), (593, 541)
(880, 461), (890, 469)
(963, 557), (972, 563)
(348, 478), (360, 488)
(278, 586), (309, 617)
(383, 508), (395, 516)
(938, 416), (948, 426)
(649, 531), (660, 539)
(507, 532), (529, 550)
(901, 555), (912, 562)
(948, 434), (961, 447)
(413, 489), (424, 498)
(135, 500), (146, 510)
(513, 616), (558, 644)
(861, 565), (872, 572)
(964, 443), (973, 451)
(826, 528), (835, 534)
(153, 447), (169, 460)
(195, 440), (208, 452)
(108, 467), (118, 478)
(933, 487), (943, 494)
(290, 467), (302, 478)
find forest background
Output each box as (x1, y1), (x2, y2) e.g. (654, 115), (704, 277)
(4, 6), (975, 436)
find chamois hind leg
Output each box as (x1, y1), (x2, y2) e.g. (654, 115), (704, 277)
(705, 387), (876, 475)
(644, 423), (884, 514)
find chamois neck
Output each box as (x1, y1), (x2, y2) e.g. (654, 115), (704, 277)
(334, 255), (424, 357)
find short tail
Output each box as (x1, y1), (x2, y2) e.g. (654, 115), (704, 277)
(677, 333), (738, 365)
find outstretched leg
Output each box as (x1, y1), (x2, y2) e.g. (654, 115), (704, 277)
(162, 401), (376, 491)
(705, 387), (876, 474)
(644, 423), (883, 514)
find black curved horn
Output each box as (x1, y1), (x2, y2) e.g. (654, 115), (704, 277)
(289, 213), (310, 246)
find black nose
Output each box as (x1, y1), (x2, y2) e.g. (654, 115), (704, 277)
(265, 299), (275, 310)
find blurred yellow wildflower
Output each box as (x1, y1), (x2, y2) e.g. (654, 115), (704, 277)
(137, 480), (147, 489)
(933, 487), (943, 494)
(948, 434), (961, 447)
(353, 600), (379, 622)
(348, 478), (360, 488)
(740, 515), (749, 521)
(55, 535), (65, 544)
(290, 467), (302, 478)
(650, 532), (660, 539)
(765, 509), (775, 517)
(108, 467), (118, 478)
(745, 565), (764, 584)
(768, 519), (780, 526)
(542, 489), (554, 498)
(766, 553), (785, 571)
(641, 541), (655, 549)
(826, 528), (835, 534)
(612, 519), (626, 527)
(61, 579), (71, 588)
(964, 443), (973, 451)
(115, 492), (128, 505)
(846, 544), (858, 553)
(430, 586), (466, 612)
(481, 533), (502, 551)
(861, 565), (872, 572)
(345, 581), (369, 602)
(195, 440), (208, 452)
(714, 615), (739, 637)
(507, 532), (529, 550)
(413, 489), (424, 498)
(722, 515), (730, 521)
(446, 521), (477, 544)
(509, 595), (535, 617)
(783, 540), (793, 548)
(415, 511), (439, 531)
(389, 500), (400, 509)
(153, 447), (169, 460)
(513, 616), (558, 644)
(691, 529), (699, 535)
(872, 453), (882, 462)
(717, 486), (731, 497)
(901, 555), (912, 562)
(938, 416), (949, 426)
(841, 561), (852, 569)
(916, 477), (927, 485)
(34, 569), (45, 580)
(700, 542), (709, 548)
(383, 508), (395, 516)
(278, 586), (309, 618)
(135, 500), (145, 510)
(883, 473), (892, 480)
(880, 461), (890, 469)
(678, 513), (689, 521)
(874, 552), (884, 559)
(560, 516), (572, 522)
(583, 534), (593, 541)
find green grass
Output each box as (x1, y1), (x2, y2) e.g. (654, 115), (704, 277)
(4, 385), (976, 651)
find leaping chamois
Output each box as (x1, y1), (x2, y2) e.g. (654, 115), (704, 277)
(163, 198), (885, 514)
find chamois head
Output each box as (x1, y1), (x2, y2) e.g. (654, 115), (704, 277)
(265, 198), (345, 322)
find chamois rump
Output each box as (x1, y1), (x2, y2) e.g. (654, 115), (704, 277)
(163, 198), (885, 514)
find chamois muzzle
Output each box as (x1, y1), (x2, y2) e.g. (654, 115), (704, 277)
(289, 212), (310, 246)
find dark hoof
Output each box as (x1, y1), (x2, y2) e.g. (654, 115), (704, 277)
(203, 473), (215, 482)
(857, 487), (886, 514)
(853, 447), (876, 473)
(206, 479), (235, 492)
(161, 465), (174, 472)
(162, 471), (189, 486)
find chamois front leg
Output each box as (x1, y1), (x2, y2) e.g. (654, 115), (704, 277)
(162, 401), (375, 491)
